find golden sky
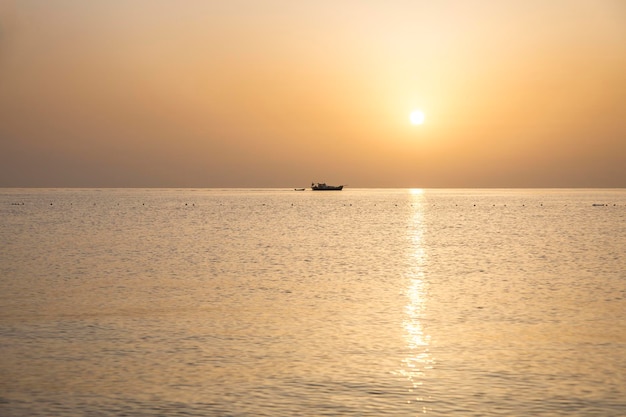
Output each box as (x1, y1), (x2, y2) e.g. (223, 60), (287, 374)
(1, 0), (625, 187)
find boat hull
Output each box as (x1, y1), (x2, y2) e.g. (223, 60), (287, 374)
(311, 184), (343, 191)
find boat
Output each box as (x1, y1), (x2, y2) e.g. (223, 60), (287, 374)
(311, 182), (343, 191)
(294, 188), (305, 191)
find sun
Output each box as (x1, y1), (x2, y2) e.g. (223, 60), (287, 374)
(410, 109), (425, 125)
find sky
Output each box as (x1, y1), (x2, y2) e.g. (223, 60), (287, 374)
(1, 0), (625, 188)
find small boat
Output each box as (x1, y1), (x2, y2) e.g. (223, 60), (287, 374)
(311, 182), (343, 191)
(294, 188), (305, 191)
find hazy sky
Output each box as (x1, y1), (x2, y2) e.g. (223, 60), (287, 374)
(1, 0), (625, 187)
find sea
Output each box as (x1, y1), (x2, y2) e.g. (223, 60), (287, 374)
(1, 188), (625, 416)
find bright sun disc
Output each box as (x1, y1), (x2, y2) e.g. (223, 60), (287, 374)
(410, 110), (425, 125)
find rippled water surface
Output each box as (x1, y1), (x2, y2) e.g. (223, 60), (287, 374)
(1, 188), (625, 416)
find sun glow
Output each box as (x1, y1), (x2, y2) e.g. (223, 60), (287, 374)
(410, 110), (425, 125)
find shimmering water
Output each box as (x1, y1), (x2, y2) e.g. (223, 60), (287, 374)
(1, 188), (625, 416)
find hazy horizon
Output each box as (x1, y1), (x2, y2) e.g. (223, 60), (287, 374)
(2, 186), (626, 190)
(1, 1), (625, 188)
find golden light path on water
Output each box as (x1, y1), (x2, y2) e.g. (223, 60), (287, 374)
(400, 189), (433, 413)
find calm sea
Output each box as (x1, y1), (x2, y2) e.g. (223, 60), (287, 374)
(1, 188), (625, 416)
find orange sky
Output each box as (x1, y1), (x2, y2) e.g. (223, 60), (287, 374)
(1, 0), (625, 187)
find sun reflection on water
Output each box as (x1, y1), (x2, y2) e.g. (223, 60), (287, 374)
(399, 191), (433, 412)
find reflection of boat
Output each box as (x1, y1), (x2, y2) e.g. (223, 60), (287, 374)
(294, 188), (305, 191)
(311, 182), (343, 191)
